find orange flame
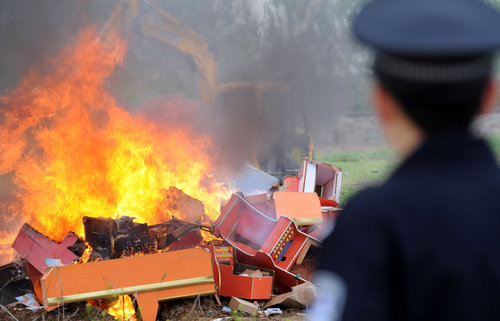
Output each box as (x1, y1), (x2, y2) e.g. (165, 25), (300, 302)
(106, 295), (137, 321)
(0, 26), (227, 262)
(77, 243), (97, 264)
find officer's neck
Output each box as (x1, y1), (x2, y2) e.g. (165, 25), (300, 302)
(374, 85), (424, 158)
(385, 112), (423, 158)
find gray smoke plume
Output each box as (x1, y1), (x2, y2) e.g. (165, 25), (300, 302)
(0, 0), (373, 264)
(0, 0), (371, 171)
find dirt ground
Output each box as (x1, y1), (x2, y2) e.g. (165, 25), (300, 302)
(0, 296), (307, 321)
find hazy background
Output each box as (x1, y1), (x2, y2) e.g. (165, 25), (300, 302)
(1, 0), (500, 137)
(0, 0), (375, 150)
(1, 0), (500, 176)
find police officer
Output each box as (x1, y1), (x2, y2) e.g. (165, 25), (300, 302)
(309, 0), (500, 320)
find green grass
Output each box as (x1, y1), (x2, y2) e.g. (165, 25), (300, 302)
(318, 149), (398, 207)
(487, 133), (500, 158)
(318, 133), (500, 207)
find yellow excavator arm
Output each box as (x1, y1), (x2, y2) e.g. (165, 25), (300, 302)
(137, 2), (217, 104)
(105, 1), (313, 175)
(116, 0), (287, 107)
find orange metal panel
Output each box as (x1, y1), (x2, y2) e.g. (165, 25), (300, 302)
(40, 248), (215, 321)
(208, 246), (273, 299)
(274, 192), (322, 221)
(136, 291), (158, 321)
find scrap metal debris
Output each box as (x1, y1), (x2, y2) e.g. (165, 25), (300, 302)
(214, 192), (322, 292)
(208, 246), (274, 300)
(0, 262), (32, 306)
(41, 248), (215, 321)
(12, 224), (78, 274)
(0, 157), (342, 320)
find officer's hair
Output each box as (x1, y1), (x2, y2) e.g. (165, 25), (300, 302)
(374, 67), (490, 134)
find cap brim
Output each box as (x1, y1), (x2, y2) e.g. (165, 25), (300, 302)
(353, 0), (500, 56)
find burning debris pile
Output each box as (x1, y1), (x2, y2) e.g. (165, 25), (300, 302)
(0, 17), (344, 321)
(0, 26), (227, 251)
(0, 157), (342, 321)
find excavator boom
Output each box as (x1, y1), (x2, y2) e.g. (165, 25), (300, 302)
(138, 2), (217, 104)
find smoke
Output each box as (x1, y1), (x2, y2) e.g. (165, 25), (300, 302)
(204, 0), (371, 177)
(0, 1), (371, 155)
(0, 0), (117, 92)
(110, 0), (371, 178)
(0, 0), (369, 261)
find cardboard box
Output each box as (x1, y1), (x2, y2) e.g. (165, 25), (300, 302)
(229, 297), (259, 314)
(264, 282), (317, 308)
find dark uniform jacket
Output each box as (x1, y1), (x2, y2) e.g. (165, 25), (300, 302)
(318, 133), (500, 321)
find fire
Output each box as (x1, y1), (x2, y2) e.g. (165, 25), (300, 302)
(106, 295), (137, 321)
(77, 243), (96, 264)
(0, 25), (227, 260)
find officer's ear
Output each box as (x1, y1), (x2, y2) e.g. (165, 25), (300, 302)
(479, 78), (498, 115)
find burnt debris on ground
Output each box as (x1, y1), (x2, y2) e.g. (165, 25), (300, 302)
(0, 158), (342, 321)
